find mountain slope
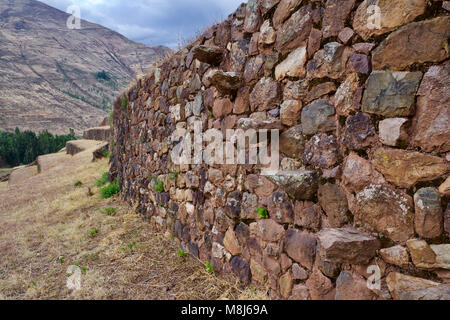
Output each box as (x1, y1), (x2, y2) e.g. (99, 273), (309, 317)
(0, 0), (171, 134)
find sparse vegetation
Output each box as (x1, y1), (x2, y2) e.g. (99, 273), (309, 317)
(257, 207), (269, 219)
(121, 96), (128, 109)
(102, 207), (117, 216)
(89, 228), (99, 237)
(205, 262), (213, 274)
(99, 181), (120, 199)
(95, 172), (109, 187)
(152, 178), (164, 193)
(177, 249), (188, 258)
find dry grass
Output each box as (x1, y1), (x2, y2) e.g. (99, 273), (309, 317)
(0, 149), (268, 300)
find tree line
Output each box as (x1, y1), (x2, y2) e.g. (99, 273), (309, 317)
(0, 128), (76, 167)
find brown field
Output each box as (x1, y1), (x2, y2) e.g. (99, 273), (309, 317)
(0, 148), (267, 300)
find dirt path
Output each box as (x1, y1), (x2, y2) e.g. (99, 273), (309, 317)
(0, 150), (266, 300)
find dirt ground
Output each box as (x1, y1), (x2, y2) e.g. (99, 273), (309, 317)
(0, 149), (267, 300)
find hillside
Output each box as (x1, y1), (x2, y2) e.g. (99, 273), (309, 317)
(0, 0), (171, 135)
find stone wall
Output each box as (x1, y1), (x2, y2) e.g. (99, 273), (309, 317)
(110, 0), (450, 300)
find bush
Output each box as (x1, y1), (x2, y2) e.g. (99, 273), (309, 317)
(257, 207), (269, 219)
(99, 181), (120, 199)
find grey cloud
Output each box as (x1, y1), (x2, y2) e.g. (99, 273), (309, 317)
(40, 0), (245, 48)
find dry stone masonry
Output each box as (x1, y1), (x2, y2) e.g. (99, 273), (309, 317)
(110, 0), (450, 300)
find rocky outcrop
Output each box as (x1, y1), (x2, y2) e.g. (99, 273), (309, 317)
(110, 0), (449, 300)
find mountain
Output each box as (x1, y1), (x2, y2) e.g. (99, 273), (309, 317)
(0, 0), (171, 135)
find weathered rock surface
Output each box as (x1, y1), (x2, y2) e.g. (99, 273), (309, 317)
(407, 239), (450, 270)
(322, 0), (356, 38)
(301, 100), (336, 135)
(380, 245), (409, 268)
(341, 153), (386, 193)
(256, 219), (285, 242)
(268, 191), (294, 224)
(317, 228), (379, 264)
(372, 148), (448, 189)
(318, 184), (349, 228)
(284, 229), (316, 270)
(379, 118), (408, 147)
(275, 5), (312, 54)
(414, 188), (443, 239)
(273, 0), (303, 29)
(275, 46), (307, 80)
(333, 73), (359, 116)
(192, 45), (224, 65)
(411, 65), (450, 153)
(361, 71), (422, 117)
(341, 113), (377, 151)
(280, 125), (305, 158)
(307, 42), (353, 80)
(372, 16), (450, 70)
(353, 184), (414, 242)
(335, 271), (377, 300)
(203, 70), (242, 94)
(353, 0), (426, 40)
(306, 268), (335, 300)
(303, 134), (339, 169)
(280, 100), (302, 126)
(250, 77), (281, 111)
(266, 170), (319, 201)
(387, 272), (450, 300)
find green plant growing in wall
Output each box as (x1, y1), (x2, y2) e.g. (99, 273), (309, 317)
(152, 177), (164, 193)
(177, 249), (187, 258)
(205, 262), (213, 274)
(121, 96), (128, 109)
(257, 207), (269, 219)
(169, 171), (179, 181)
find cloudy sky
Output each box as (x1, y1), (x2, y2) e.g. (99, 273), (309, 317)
(40, 0), (245, 48)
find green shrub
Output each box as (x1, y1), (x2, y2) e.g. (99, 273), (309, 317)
(257, 207), (269, 219)
(152, 178), (164, 193)
(99, 181), (120, 199)
(177, 249), (187, 257)
(74, 181), (83, 187)
(205, 262), (213, 274)
(96, 172), (109, 187)
(102, 149), (111, 159)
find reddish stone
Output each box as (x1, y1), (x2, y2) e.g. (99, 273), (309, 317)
(322, 0), (356, 38)
(284, 229), (316, 270)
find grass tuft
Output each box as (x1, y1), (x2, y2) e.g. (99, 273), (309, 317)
(95, 172), (109, 187)
(99, 181), (120, 199)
